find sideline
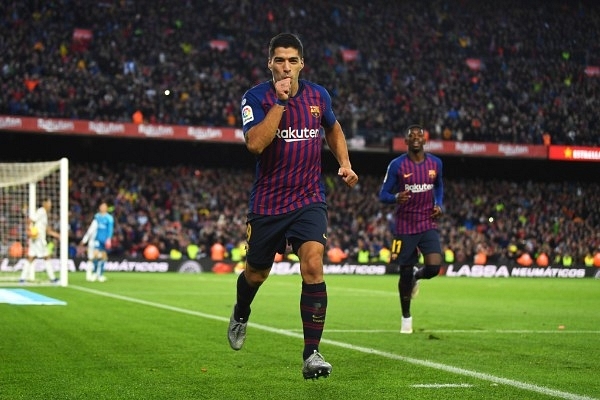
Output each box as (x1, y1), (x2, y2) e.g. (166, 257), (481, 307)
(69, 285), (597, 400)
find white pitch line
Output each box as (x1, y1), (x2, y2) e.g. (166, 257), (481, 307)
(317, 338), (597, 400)
(321, 329), (600, 334)
(69, 285), (598, 400)
(429, 329), (600, 334)
(412, 383), (474, 388)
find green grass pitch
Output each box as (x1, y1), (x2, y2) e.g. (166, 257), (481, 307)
(1, 272), (598, 400)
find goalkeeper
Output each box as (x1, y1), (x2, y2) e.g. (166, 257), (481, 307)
(81, 201), (114, 282)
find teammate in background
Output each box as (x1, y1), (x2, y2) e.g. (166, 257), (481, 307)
(19, 198), (60, 284)
(80, 201), (114, 282)
(378, 124), (444, 334)
(228, 33), (358, 379)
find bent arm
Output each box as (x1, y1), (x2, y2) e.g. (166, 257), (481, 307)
(245, 104), (286, 154)
(434, 159), (444, 210)
(379, 160), (399, 204)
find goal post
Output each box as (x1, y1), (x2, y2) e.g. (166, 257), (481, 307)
(0, 158), (69, 286)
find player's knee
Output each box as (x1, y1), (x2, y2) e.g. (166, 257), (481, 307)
(399, 265), (414, 281)
(300, 262), (324, 283)
(422, 265), (440, 279)
(244, 263), (270, 287)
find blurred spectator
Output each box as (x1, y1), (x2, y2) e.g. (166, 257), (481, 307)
(59, 162), (600, 268)
(0, 0), (599, 146)
(3, 0), (599, 266)
(132, 110), (143, 124)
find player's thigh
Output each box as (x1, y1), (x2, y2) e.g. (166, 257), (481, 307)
(287, 203), (328, 253)
(418, 230), (442, 262)
(246, 214), (287, 268)
(96, 243), (109, 260)
(28, 240), (48, 258)
(391, 234), (420, 265)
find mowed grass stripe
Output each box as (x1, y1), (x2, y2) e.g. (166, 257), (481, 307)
(69, 282), (598, 400)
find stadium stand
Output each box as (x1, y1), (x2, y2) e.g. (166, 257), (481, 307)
(62, 160), (599, 268)
(0, 0), (599, 146)
(0, 1), (598, 266)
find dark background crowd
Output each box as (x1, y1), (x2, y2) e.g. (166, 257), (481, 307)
(0, 0), (599, 267)
(62, 149), (599, 268)
(1, 0), (599, 147)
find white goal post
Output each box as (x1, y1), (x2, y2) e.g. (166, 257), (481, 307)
(0, 158), (69, 286)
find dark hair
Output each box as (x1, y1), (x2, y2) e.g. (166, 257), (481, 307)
(268, 33), (303, 58)
(406, 124), (424, 136)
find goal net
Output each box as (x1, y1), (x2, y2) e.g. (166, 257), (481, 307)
(0, 158), (69, 286)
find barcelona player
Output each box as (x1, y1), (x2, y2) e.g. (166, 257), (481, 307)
(228, 33), (358, 379)
(379, 124), (444, 334)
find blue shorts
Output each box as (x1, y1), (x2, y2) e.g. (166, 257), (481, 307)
(93, 239), (109, 253)
(246, 202), (328, 269)
(390, 229), (442, 265)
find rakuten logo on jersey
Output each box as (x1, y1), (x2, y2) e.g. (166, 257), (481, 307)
(276, 127), (320, 142)
(405, 183), (434, 193)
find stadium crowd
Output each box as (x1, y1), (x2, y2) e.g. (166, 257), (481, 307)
(65, 162), (600, 268)
(1, 0), (599, 268)
(1, 0), (599, 146)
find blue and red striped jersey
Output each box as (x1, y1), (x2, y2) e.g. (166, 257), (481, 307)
(379, 153), (444, 234)
(240, 79), (337, 215)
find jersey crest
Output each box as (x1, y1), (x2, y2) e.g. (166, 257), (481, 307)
(310, 105), (320, 118)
